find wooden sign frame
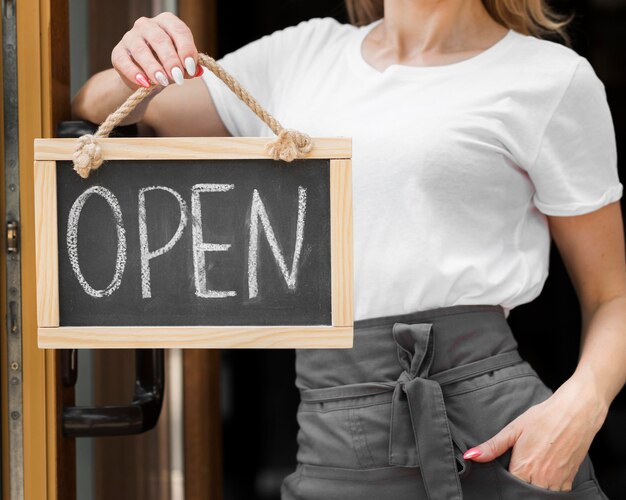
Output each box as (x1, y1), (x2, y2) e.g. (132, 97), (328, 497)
(33, 137), (353, 349)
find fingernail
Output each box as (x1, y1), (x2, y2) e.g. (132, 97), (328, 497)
(135, 73), (151, 88)
(155, 71), (169, 87)
(195, 64), (204, 77)
(172, 66), (184, 85)
(463, 448), (482, 460)
(184, 57), (196, 76)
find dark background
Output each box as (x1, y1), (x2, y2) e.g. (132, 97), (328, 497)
(215, 1), (626, 499)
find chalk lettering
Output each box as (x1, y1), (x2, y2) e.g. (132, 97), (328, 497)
(138, 186), (188, 299)
(248, 186), (307, 298)
(66, 186), (127, 298)
(191, 183), (237, 298)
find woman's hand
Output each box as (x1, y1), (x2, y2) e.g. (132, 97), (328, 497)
(73, 11), (229, 136)
(462, 374), (608, 491)
(111, 11), (203, 90)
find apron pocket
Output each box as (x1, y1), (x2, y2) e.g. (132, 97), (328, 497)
(444, 361), (604, 499)
(443, 360), (552, 450)
(294, 463), (427, 500)
(489, 459), (603, 499)
(296, 390), (394, 469)
(353, 399), (407, 468)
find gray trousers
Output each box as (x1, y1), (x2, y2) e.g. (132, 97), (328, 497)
(281, 304), (609, 500)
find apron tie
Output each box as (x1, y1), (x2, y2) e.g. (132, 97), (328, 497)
(296, 320), (524, 499)
(389, 322), (464, 500)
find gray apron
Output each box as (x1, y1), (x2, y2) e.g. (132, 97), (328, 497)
(281, 304), (609, 500)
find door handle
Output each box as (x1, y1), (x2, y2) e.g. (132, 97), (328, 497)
(62, 349), (165, 438)
(61, 349), (77, 387)
(56, 120), (163, 438)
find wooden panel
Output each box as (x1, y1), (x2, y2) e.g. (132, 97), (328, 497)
(89, 0), (151, 76)
(39, 0), (75, 498)
(179, 0), (217, 57)
(330, 159), (354, 328)
(41, 0), (70, 136)
(34, 161), (59, 327)
(34, 137), (352, 160)
(42, 2), (75, 498)
(93, 350), (171, 500)
(38, 326), (353, 349)
(49, 350), (75, 500)
(183, 350), (222, 500)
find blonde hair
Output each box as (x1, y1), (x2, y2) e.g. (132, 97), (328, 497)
(344, 0), (576, 47)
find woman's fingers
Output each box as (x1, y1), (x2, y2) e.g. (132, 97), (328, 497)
(111, 42), (151, 89)
(558, 480), (574, 492)
(112, 13), (201, 90)
(140, 18), (187, 85)
(155, 12), (199, 77)
(122, 30), (170, 87)
(463, 420), (519, 462)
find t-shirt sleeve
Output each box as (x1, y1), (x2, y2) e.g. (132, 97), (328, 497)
(199, 17), (334, 138)
(526, 56), (623, 216)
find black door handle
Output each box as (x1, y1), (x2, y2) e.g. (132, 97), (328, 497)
(62, 349), (165, 438)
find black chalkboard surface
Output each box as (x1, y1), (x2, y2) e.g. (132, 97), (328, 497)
(56, 159), (331, 326)
(34, 137), (352, 348)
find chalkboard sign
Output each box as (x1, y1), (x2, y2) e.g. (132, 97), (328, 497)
(34, 137), (352, 348)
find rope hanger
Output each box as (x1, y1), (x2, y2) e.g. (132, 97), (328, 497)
(73, 52), (313, 179)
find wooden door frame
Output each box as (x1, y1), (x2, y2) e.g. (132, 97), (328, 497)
(2, 0), (71, 498)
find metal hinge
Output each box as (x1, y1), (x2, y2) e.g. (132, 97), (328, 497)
(3, 0), (16, 20)
(6, 221), (18, 254)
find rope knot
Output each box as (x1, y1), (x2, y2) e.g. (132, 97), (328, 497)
(265, 128), (313, 162)
(73, 134), (103, 179)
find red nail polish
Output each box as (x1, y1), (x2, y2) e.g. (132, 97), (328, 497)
(463, 448), (482, 460)
(195, 65), (204, 77)
(135, 73), (151, 88)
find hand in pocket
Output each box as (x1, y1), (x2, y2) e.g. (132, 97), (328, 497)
(461, 377), (607, 492)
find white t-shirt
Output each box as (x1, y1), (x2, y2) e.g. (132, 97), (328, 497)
(201, 17), (623, 321)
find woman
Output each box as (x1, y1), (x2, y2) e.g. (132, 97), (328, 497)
(72, 1), (626, 498)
